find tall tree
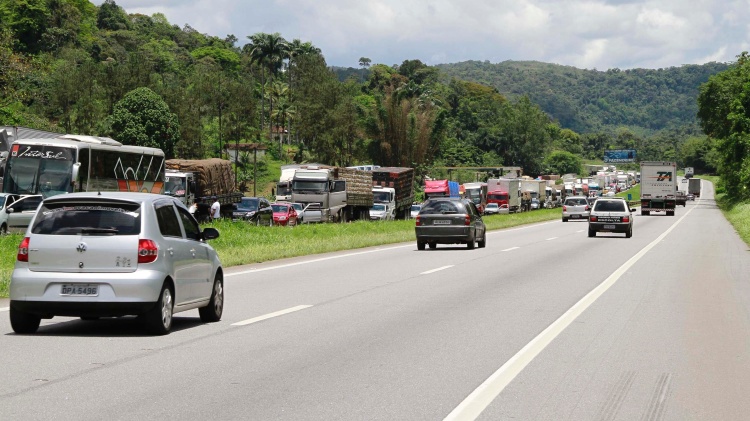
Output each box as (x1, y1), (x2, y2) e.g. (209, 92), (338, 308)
(110, 87), (180, 157)
(245, 32), (288, 139)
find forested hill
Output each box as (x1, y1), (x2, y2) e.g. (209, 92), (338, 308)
(434, 60), (729, 134)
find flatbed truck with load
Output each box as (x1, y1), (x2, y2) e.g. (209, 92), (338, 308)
(165, 158), (243, 221)
(640, 161), (677, 216)
(291, 165), (373, 222)
(371, 167), (415, 219)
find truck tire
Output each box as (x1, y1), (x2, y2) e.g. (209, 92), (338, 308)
(667, 211), (675, 216)
(641, 210), (650, 216)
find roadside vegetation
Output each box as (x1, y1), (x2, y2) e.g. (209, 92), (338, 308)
(0, 209), (561, 298)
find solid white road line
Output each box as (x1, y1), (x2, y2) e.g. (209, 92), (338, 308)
(0, 307), (8, 312)
(444, 203), (695, 421)
(576, 230), (585, 233)
(545, 237), (558, 241)
(420, 265), (454, 275)
(501, 247), (520, 252)
(232, 305), (313, 327)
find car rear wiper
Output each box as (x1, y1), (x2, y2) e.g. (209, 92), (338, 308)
(80, 227), (118, 235)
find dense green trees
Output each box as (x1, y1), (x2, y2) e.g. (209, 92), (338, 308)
(697, 52), (750, 199)
(0, 0), (732, 189)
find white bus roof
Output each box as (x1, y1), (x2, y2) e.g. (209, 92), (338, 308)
(11, 136), (164, 155)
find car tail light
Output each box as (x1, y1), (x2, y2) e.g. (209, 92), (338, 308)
(138, 239), (158, 263)
(465, 215), (471, 225)
(585, 205), (590, 211)
(590, 216), (597, 222)
(415, 216), (422, 226)
(17, 237), (30, 262)
(622, 216), (630, 223)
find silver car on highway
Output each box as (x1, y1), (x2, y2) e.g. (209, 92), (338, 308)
(562, 196), (591, 222)
(9, 192), (224, 335)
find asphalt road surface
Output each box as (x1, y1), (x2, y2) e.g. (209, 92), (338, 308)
(2, 179), (749, 420)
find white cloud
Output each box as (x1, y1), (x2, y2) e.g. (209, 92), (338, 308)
(93, 0), (750, 69)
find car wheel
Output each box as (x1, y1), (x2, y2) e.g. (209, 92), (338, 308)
(588, 227), (595, 237)
(478, 235), (486, 248)
(0, 223), (7, 235)
(667, 211), (675, 216)
(417, 241), (425, 250)
(199, 275), (224, 323)
(10, 306), (41, 334)
(467, 238), (475, 249)
(626, 225), (633, 238)
(562, 217), (568, 222)
(428, 242), (437, 249)
(144, 283), (173, 335)
(641, 210), (650, 216)
(254, 217), (260, 226)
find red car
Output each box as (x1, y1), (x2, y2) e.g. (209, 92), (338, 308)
(271, 203), (298, 226)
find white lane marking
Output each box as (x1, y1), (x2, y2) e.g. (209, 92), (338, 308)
(0, 307), (8, 312)
(546, 237), (558, 241)
(232, 305), (313, 327)
(502, 247), (519, 252)
(576, 230), (585, 233)
(444, 203), (695, 421)
(226, 244), (412, 277)
(421, 265), (454, 275)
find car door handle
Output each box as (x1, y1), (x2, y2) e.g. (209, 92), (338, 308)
(190, 248), (196, 257)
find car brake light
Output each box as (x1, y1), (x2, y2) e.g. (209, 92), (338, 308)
(17, 237), (30, 262)
(590, 216), (597, 222)
(415, 216), (421, 226)
(465, 215), (471, 225)
(563, 205), (567, 211)
(138, 239), (158, 263)
(622, 216), (630, 223)
(585, 205), (590, 211)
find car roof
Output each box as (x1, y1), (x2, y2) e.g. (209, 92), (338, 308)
(42, 192), (167, 204)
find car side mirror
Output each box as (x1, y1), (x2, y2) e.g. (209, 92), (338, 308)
(6, 207), (14, 214)
(630, 208), (636, 212)
(202, 227), (220, 240)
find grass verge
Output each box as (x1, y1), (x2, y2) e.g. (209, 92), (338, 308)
(0, 208), (562, 298)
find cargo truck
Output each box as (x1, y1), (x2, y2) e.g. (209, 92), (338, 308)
(370, 167), (415, 219)
(463, 182), (488, 213)
(688, 178), (701, 198)
(684, 167), (694, 179)
(424, 179), (459, 199)
(291, 165), (373, 222)
(487, 178), (522, 213)
(164, 158), (243, 221)
(640, 161), (677, 216)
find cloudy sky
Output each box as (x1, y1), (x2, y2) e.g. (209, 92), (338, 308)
(95, 0), (750, 70)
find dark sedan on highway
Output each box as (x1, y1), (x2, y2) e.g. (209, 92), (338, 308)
(415, 197), (486, 250)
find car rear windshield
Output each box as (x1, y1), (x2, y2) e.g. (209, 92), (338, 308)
(31, 201), (142, 235)
(421, 201), (464, 214)
(565, 198), (588, 206)
(594, 201), (626, 212)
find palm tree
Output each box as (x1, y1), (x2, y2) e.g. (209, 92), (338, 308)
(266, 80), (289, 143)
(285, 39), (321, 143)
(246, 32), (289, 138)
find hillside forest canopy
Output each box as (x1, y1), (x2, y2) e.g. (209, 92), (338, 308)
(0, 0), (742, 192)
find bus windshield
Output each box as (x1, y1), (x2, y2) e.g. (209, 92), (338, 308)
(3, 145), (75, 197)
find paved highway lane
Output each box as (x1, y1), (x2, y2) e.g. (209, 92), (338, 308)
(2, 180), (749, 420)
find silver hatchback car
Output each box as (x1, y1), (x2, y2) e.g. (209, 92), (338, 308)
(562, 196), (591, 222)
(9, 192), (224, 335)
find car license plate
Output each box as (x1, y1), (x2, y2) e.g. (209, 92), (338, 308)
(433, 220), (451, 225)
(571, 214), (580, 218)
(61, 284), (99, 296)
(604, 224), (616, 230)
